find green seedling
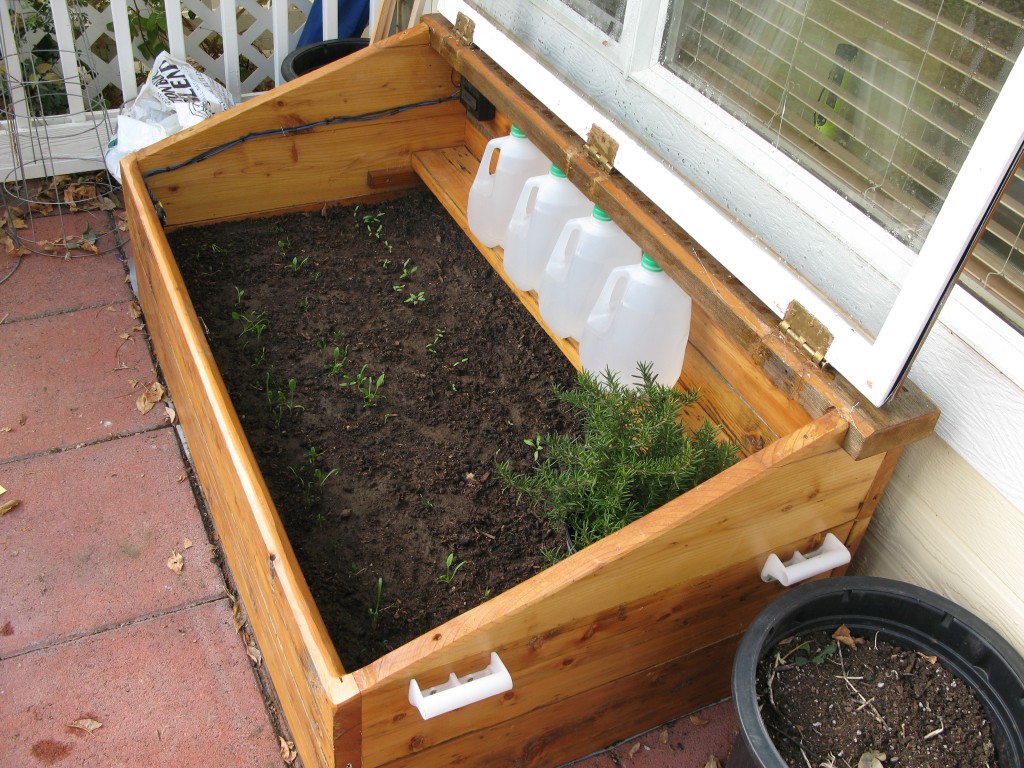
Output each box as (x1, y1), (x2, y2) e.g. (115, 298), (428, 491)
(524, 434), (545, 462)
(299, 296), (311, 312)
(341, 364), (385, 407)
(362, 211), (385, 239)
(368, 576), (384, 626)
(426, 329), (445, 354)
(452, 356), (469, 368)
(210, 243), (226, 254)
(392, 283), (406, 292)
(404, 291), (426, 306)
(269, 378), (304, 425)
(285, 255), (309, 272)
(324, 344), (350, 376)
(231, 309), (268, 341)
(789, 641), (838, 667)
(234, 286), (245, 305)
(381, 258), (392, 271)
(399, 259), (417, 280)
(438, 553), (467, 585)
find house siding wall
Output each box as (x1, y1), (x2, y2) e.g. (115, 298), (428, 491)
(852, 309), (1024, 657)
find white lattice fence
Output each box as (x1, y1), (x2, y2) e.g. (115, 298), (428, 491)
(0, 0), (319, 180)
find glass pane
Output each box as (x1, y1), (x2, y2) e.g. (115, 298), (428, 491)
(962, 163), (1024, 333)
(558, 0), (627, 40)
(662, 0), (1024, 252)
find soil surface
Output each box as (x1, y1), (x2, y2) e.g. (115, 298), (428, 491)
(757, 626), (1000, 767)
(169, 190), (578, 669)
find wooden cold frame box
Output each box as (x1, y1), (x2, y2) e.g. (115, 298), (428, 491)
(122, 16), (939, 768)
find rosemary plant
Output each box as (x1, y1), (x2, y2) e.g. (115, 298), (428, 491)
(498, 363), (740, 559)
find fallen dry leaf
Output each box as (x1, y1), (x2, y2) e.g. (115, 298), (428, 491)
(231, 599), (245, 632)
(279, 736), (297, 764)
(69, 717), (103, 734)
(627, 741), (641, 758)
(0, 498), (20, 517)
(164, 405), (177, 425)
(136, 381), (166, 414)
(833, 624), (864, 651)
(690, 713), (709, 726)
(182, 537), (193, 550)
(246, 636), (263, 666)
(167, 550), (184, 573)
(916, 651), (938, 665)
(703, 757), (723, 768)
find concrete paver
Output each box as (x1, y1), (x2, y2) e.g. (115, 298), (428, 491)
(0, 301), (163, 458)
(0, 249), (131, 323)
(0, 428), (223, 656)
(0, 600), (281, 768)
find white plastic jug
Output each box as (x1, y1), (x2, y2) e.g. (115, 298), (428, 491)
(503, 164), (592, 292)
(467, 126), (550, 248)
(538, 205), (641, 340)
(579, 254), (692, 387)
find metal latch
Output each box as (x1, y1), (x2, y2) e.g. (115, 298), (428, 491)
(585, 124), (618, 171)
(779, 301), (832, 366)
(454, 12), (475, 47)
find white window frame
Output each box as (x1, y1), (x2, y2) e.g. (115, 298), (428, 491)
(441, 0), (1024, 411)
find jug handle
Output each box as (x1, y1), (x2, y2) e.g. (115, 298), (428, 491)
(547, 221), (583, 280)
(587, 269), (628, 333)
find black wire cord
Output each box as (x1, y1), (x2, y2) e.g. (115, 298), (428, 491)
(141, 92), (461, 221)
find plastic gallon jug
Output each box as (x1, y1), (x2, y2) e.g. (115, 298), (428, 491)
(467, 125), (550, 248)
(538, 205), (641, 340)
(503, 164), (592, 292)
(579, 254), (692, 387)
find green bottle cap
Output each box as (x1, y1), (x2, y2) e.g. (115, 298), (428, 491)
(592, 206), (611, 222)
(641, 253), (662, 272)
(549, 164), (567, 178)
(510, 125), (526, 138)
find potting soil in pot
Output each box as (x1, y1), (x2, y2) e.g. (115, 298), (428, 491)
(169, 190), (578, 669)
(757, 627), (1000, 767)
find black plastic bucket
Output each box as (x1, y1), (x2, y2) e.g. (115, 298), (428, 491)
(281, 38), (369, 82)
(728, 576), (1024, 767)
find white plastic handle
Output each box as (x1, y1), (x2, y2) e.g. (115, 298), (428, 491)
(408, 652), (513, 720)
(761, 533), (851, 586)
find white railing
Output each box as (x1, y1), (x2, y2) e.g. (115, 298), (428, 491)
(1, 0), (427, 180)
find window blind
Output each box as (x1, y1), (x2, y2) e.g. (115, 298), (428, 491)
(663, 0), (1024, 331)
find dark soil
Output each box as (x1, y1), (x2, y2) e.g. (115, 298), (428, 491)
(168, 190), (577, 669)
(757, 626), (1000, 767)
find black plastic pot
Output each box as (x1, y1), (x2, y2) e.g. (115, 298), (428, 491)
(280, 38), (369, 82)
(729, 576), (1024, 767)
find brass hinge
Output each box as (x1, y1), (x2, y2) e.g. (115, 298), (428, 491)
(779, 301), (833, 366)
(585, 124), (618, 172)
(454, 12), (475, 47)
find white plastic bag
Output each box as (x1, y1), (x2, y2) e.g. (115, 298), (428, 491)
(105, 52), (236, 182)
